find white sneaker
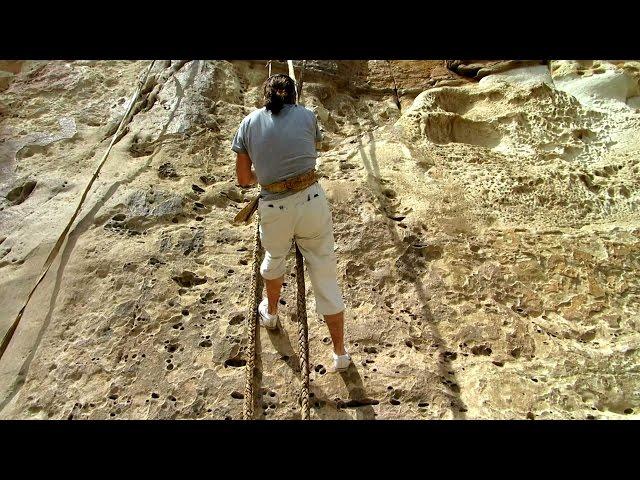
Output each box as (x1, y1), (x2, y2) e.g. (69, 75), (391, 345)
(258, 298), (278, 330)
(330, 351), (351, 373)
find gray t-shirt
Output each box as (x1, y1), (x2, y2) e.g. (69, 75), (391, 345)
(231, 104), (323, 201)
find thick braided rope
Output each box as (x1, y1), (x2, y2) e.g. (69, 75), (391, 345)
(242, 221), (262, 420)
(295, 243), (310, 420)
(288, 59), (311, 421)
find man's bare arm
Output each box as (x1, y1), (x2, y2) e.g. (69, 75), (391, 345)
(236, 152), (258, 187)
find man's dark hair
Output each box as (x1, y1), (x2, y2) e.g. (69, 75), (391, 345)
(263, 74), (296, 114)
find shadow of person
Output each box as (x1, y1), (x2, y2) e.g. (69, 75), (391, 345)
(356, 130), (469, 419)
(265, 317), (301, 372)
(263, 315), (375, 420)
(336, 364), (377, 420)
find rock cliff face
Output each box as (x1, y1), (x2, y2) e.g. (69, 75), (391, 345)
(0, 60), (639, 420)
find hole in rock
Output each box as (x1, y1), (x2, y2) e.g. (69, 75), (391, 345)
(225, 358), (247, 368)
(421, 113), (502, 148)
(6, 180), (37, 205)
(471, 345), (492, 356)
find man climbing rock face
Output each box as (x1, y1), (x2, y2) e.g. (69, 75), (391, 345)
(231, 73), (351, 373)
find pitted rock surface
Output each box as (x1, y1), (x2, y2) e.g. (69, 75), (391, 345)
(0, 60), (638, 420)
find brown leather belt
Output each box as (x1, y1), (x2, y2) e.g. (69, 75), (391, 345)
(233, 169), (319, 224)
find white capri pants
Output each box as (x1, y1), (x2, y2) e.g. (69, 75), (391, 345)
(258, 182), (345, 316)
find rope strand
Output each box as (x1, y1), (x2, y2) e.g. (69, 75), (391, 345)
(242, 221), (262, 419)
(295, 243), (310, 419)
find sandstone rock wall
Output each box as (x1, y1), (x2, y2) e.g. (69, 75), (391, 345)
(0, 60), (638, 419)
